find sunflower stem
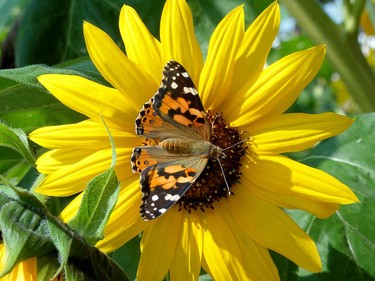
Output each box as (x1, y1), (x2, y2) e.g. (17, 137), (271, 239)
(282, 0), (375, 112)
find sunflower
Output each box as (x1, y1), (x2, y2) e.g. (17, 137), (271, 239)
(29, 1), (358, 280)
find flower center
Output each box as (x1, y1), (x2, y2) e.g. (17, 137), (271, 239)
(177, 110), (248, 213)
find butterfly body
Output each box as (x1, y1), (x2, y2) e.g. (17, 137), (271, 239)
(159, 138), (221, 157)
(131, 60), (222, 220)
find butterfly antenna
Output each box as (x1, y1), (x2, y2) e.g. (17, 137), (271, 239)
(210, 113), (220, 132)
(222, 137), (250, 152)
(216, 156), (231, 195)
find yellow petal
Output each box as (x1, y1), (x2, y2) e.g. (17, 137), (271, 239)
(83, 21), (157, 111)
(119, 5), (162, 85)
(96, 179), (148, 253)
(37, 74), (136, 131)
(199, 6), (244, 109)
(59, 178), (147, 253)
(59, 192), (83, 221)
(249, 113), (353, 154)
(235, 234), (279, 281)
(230, 45), (326, 126)
(36, 148), (132, 196)
(228, 2), (280, 99)
(160, 0), (203, 83)
(242, 155), (359, 204)
(249, 183), (340, 218)
(214, 201), (280, 281)
(170, 213), (203, 281)
(0, 255), (38, 281)
(201, 207), (249, 280)
(138, 209), (183, 280)
(35, 148), (93, 174)
(230, 185), (322, 272)
(29, 120), (139, 149)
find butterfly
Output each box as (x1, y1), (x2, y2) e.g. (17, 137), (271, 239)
(131, 60), (224, 221)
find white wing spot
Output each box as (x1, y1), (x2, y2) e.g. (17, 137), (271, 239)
(152, 195), (159, 201)
(171, 82), (178, 89)
(159, 208), (167, 214)
(182, 72), (189, 78)
(165, 194), (180, 201)
(183, 87), (198, 95)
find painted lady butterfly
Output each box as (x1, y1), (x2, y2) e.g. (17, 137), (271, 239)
(131, 60), (223, 221)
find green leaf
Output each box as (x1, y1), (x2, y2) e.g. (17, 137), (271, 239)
(64, 262), (87, 281)
(279, 113), (375, 280)
(68, 168), (120, 245)
(14, 0), (165, 66)
(37, 253), (61, 281)
(85, 246), (130, 281)
(0, 179), (45, 210)
(0, 148), (31, 186)
(0, 60), (105, 89)
(47, 215), (130, 281)
(15, 0), (115, 66)
(0, 189), (13, 208)
(46, 214), (75, 279)
(110, 235), (141, 281)
(64, 245), (130, 281)
(0, 62), (99, 132)
(49, 215), (130, 281)
(0, 201), (54, 276)
(36, 203), (129, 281)
(0, 122), (35, 166)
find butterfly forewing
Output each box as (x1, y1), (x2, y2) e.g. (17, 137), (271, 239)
(153, 61), (210, 141)
(135, 98), (181, 141)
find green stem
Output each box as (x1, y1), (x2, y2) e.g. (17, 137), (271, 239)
(282, 0), (375, 112)
(343, 0), (365, 34)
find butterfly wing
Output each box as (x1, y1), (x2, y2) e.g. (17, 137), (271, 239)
(131, 146), (208, 220)
(135, 60), (211, 142)
(135, 97), (180, 141)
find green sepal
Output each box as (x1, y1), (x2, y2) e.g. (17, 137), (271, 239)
(47, 213), (130, 281)
(0, 201), (54, 276)
(46, 213), (75, 279)
(37, 253), (60, 281)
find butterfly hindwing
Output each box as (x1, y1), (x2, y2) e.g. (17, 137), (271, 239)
(132, 146), (208, 220)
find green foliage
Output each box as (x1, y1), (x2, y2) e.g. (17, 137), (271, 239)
(69, 168), (120, 245)
(278, 113), (375, 280)
(0, 121), (124, 280)
(12, 0), (165, 67)
(0, 121), (35, 165)
(0, 201), (54, 275)
(302, 114), (375, 280)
